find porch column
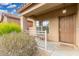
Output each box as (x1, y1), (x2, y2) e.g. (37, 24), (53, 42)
(20, 16), (24, 32)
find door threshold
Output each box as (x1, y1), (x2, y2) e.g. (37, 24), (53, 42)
(59, 42), (78, 49)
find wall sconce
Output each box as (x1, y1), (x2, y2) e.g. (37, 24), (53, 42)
(62, 9), (67, 14)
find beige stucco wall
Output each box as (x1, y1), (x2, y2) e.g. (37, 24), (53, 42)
(2, 16), (8, 23)
(0, 15), (2, 21)
(76, 4), (79, 47)
(0, 14), (20, 24)
(48, 17), (59, 42)
(7, 17), (20, 25)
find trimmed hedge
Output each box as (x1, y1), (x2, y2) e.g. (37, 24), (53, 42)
(0, 22), (21, 35)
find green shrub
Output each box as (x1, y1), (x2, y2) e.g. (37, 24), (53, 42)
(0, 22), (21, 35)
(0, 32), (37, 56)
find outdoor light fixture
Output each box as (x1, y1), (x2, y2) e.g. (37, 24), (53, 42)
(62, 9), (67, 14)
(62, 4), (67, 14)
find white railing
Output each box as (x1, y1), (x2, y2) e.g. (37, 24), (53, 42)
(28, 30), (47, 50)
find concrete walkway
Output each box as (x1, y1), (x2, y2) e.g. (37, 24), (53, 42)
(35, 39), (79, 56)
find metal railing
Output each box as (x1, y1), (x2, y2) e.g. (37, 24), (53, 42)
(28, 30), (47, 50)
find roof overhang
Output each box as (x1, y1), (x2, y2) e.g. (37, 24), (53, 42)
(18, 3), (75, 17)
(17, 3), (33, 13)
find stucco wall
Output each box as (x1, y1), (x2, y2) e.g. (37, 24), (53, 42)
(48, 17), (59, 41)
(76, 4), (79, 47)
(3, 16), (8, 22)
(7, 17), (20, 25)
(0, 15), (2, 21)
(23, 17), (28, 31)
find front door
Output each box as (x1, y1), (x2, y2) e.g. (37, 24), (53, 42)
(59, 14), (75, 44)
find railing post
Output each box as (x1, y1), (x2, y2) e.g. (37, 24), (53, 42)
(45, 30), (47, 49)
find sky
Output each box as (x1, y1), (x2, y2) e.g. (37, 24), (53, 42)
(0, 3), (23, 16)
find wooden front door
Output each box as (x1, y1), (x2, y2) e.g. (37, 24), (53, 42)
(59, 15), (75, 44)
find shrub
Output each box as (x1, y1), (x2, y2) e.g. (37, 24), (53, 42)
(0, 22), (21, 35)
(0, 32), (37, 56)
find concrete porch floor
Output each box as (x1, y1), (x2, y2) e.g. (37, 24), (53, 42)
(35, 39), (79, 56)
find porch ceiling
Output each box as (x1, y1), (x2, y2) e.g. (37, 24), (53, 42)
(21, 3), (74, 17)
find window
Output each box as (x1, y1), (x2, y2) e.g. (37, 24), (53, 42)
(27, 20), (33, 27)
(42, 20), (49, 33)
(36, 20), (49, 33)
